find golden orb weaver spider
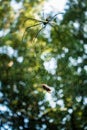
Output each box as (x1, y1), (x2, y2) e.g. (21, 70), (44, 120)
(22, 12), (64, 43)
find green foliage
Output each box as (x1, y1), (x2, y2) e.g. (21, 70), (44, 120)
(0, 0), (87, 129)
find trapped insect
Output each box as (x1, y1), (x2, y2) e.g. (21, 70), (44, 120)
(42, 84), (51, 93)
(22, 12), (64, 43)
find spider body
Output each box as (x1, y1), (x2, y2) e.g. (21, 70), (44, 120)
(43, 16), (51, 25)
(43, 20), (48, 25)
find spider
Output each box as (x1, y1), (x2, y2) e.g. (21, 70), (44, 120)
(22, 12), (64, 43)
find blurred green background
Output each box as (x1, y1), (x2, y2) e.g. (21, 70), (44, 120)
(0, 0), (87, 129)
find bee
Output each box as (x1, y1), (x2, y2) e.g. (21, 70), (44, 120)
(42, 84), (51, 93)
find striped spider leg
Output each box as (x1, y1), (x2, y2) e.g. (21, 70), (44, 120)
(22, 12), (64, 43)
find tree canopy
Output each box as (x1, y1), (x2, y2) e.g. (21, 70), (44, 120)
(0, 0), (87, 129)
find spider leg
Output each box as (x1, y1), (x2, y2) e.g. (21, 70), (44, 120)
(49, 23), (59, 34)
(23, 17), (44, 26)
(22, 23), (42, 43)
(32, 25), (47, 43)
(49, 12), (64, 22)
